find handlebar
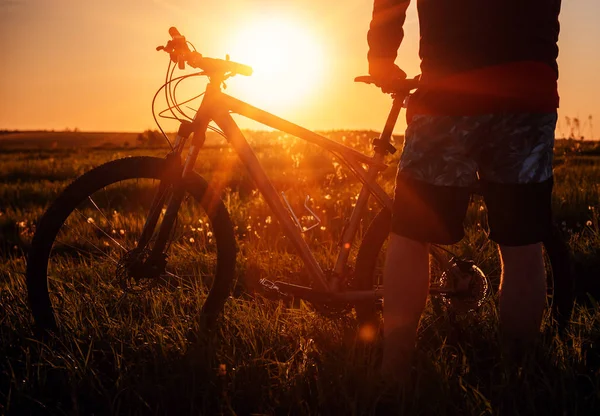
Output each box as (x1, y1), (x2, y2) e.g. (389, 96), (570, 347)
(157, 26), (253, 77)
(185, 54), (253, 77)
(354, 75), (420, 95)
(160, 27), (416, 92)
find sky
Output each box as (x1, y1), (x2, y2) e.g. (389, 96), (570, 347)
(1, 0), (599, 138)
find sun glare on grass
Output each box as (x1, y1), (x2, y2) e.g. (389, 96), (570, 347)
(227, 18), (325, 112)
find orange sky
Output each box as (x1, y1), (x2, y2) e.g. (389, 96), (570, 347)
(1, 0), (599, 138)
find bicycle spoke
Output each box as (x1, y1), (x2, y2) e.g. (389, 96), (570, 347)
(87, 195), (118, 232)
(53, 236), (119, 266)
(73, 208), (128, 252)
(56, 223), (121, 265)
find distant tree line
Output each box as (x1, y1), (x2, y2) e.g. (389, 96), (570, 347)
(0, 129), (21, 135)
(136, 129), (166, 147)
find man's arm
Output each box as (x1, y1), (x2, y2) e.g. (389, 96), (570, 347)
(367, 0), (411, 75)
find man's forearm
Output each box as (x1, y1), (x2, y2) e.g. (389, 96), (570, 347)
(367, 0), (411, 64)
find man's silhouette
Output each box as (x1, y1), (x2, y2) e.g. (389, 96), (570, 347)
(367, 0), (562, 380)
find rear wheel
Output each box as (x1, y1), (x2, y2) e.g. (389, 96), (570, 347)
(352, 209), (457, 330)
(26, 156), (236, 334)
(353, 208), (574, 329)
(542, 225), (575, 329)
(352, 208), (392, 330)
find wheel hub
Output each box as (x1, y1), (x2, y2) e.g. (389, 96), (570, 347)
(116, 248), (167, 292)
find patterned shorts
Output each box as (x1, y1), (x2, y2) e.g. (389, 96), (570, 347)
(391, 113), (557, 245)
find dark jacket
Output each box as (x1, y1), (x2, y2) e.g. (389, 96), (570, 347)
(368, 0), (561, 78)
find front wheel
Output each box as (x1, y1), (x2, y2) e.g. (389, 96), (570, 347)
(26, 156), (236, 334)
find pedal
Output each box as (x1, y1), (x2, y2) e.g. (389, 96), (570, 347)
(259, 278), (278, 291)
(258, 278), (292, 301)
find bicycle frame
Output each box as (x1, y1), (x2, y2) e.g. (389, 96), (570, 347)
(143, 78), (432, 303)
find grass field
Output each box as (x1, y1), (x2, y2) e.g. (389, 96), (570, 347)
(1, 131), (600, 415)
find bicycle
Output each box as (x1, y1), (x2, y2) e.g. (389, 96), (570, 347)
(26, 27), (574, 335)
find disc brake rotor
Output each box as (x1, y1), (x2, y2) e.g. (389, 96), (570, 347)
(116, 248), (167, 293)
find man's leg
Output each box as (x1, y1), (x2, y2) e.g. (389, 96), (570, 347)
(381, 114), (476, 381)
(477, 113), (557, 351)
(381, 232), (430, 381)
(498, 242), (547, 347)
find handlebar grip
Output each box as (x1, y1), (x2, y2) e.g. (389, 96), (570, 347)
(354, 76), (374, 84)
(169, 27), (182, 38)
(354, 75), (420, 92)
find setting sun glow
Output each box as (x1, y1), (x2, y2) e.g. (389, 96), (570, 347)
(0, 1), (597, 134)
(227, 18), (325, 111)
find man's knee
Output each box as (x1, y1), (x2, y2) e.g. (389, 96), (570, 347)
(483, 178), (553, 246)
(388, 232), (430, 253)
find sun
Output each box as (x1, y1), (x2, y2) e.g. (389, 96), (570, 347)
(226, 18), (325, 113)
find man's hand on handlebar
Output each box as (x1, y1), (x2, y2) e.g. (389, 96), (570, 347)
(368, 60), (408, 93)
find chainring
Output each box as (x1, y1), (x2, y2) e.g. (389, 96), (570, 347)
(438, 259), (489, 313)
(308, 269), (355, 318)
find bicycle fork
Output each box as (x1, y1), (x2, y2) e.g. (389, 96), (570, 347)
(134, 122), (203, 269)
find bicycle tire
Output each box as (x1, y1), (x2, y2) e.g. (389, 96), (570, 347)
(352, 208), (450, 327)
(353, 207), (575, 328)
(26, 156), (236, 334)
(542, 225), (575, 328)
(352, 208), (391, 328)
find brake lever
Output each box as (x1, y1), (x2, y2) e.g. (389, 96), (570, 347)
(177, 55), (185, 70)
(157, 40), (174, 54)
